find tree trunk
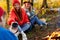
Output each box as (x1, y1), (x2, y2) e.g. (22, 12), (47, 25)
(6, 0), (10, 13)
(21, 0), (23, 6)
(41, 0), (48, 8)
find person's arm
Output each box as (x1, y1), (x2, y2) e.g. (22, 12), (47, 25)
(30, 11), (35, 19)
(7, 11), (16, 25)
(24, 10), (30, 23)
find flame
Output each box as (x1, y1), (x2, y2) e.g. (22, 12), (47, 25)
(43, 28), (60, 40)
(48, 31), (60, 40)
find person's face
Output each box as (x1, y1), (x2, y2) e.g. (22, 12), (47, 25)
(14, 3), (20, 10)
(25, 3), (31, 9)
(0, 13), (6, 27)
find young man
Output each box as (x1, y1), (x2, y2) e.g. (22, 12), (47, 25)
(0, 7), (18, 40)
(22, 1), (47, 29)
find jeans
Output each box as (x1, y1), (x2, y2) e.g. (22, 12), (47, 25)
(30, 16), (46, 25)
(18, 23), (31, 32)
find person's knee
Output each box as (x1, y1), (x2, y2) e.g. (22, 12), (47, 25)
(26, 23), (31, 27)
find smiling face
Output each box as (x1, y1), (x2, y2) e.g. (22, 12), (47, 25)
(13, 3), (20, 11)
(25, 3), (31, 9)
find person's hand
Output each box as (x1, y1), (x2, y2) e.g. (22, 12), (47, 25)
(35, 13), (38, 15)
(27, 22), (30, 24)
(30, 15), (35, 19)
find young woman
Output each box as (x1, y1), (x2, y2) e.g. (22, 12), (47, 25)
(22, 1), (47, 27)
(7, 0), (31, 33)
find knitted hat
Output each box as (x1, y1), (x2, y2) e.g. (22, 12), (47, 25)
(13, 0), (20, 6)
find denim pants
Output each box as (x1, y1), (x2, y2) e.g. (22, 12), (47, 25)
(18, 23), (31, 32)
(30, 16), (46, 25)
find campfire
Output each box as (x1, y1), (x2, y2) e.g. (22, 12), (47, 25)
(42, 28), (60, 40)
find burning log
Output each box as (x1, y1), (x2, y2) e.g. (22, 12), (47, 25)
(51, 36), (60, 39)
(42, 37), (48, 40)
(42, 28), (60, 40)
(42, 35), (49, 40)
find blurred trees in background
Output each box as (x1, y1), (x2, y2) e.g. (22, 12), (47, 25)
(0, 0), (7, 12)
(41, 0), (48, 8)
(6, 0), (10, 13)
(0, 0), (60, 19)
(0, 0), (60, 13)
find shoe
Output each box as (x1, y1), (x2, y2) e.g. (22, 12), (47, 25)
(40, 24), (43, 26)
(45, 23), (48, 25)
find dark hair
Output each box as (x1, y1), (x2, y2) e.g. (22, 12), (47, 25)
(23, 1), (33, 6)
(24, 1), (30, 4)
(14, 8), (22, 21)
